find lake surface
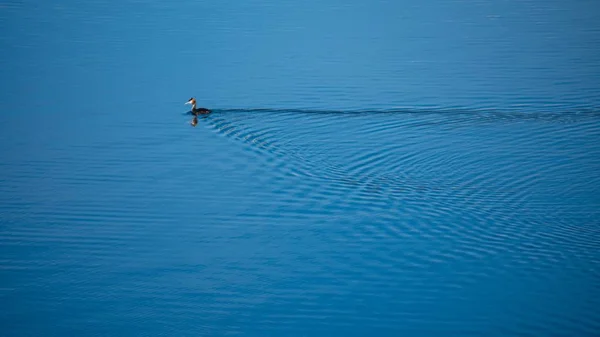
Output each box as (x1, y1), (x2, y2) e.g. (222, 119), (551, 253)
(1, 0), (600, 336)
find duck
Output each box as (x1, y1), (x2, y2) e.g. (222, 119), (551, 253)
(185, 97), (212, 115)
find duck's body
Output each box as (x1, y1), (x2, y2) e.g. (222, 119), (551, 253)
(193, 107), (211, 114)
(186, 97), (211, 115)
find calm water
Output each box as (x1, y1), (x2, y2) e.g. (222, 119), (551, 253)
(2, 0), (600, 336)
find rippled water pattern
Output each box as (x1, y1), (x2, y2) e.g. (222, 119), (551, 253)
(2, 0), (600, 336)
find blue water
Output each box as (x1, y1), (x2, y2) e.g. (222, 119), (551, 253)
(1, 0), (600, 336)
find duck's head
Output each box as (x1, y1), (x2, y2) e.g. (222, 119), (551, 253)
(185, 97), (197, 106)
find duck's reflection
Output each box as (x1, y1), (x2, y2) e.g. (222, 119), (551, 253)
(189, 112), (212, 127)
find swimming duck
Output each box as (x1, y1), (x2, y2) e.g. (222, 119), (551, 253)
(185, 97), (211, 115)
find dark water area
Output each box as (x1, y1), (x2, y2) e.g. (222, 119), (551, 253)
(1, 0), (600, 336)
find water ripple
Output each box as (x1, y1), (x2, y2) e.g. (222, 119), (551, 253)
(2, 105), (599, 336)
